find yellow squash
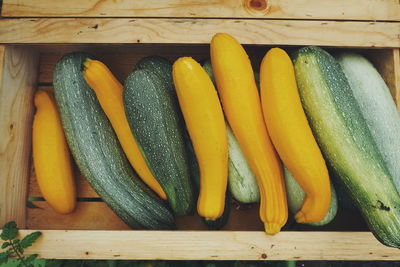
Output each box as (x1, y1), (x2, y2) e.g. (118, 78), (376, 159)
(172, 57), (228, 220)
(83, 59), (167, 200)
(210, 33), (287, 234)
(260, 48), (331, 223)
(33, 90), (77, 214)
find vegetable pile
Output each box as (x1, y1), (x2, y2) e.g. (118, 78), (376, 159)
(32, 33), (400, 248)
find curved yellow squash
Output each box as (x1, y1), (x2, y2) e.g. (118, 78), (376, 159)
(33, 90), (77, 214)
(210, 33), (287, 234)
(83, 59), (167, 200)
(260, 48), (331, 223)
(173, 57), (228, 220)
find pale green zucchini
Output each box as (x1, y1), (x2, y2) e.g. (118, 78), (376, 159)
(284, 167), (337, 226)
(293, 46), (400, 248)
(337, 53), (400, 194)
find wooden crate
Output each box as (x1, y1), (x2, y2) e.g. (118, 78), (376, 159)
(0, 0), (400, 261)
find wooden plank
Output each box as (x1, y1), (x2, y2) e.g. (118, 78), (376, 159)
(0, 46), (38, 227)
(0, 19), (398, 47)
(21, 230), (400, 260)
(2, 0), (400, 21)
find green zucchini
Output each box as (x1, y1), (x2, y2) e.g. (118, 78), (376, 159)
(292, 46), (400, 247)
(137, 56), (200, 195)
(136, 56), (175, 95)
(124, 67), (195, 216)
(203, 60), (260, 204)
(53, 53), (174, 230)
(284, 167), (337, 226)
(226, 126), (259, 203)
(337, 53), (400, 194)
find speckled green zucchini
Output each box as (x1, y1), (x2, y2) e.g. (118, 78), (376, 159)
(53, 53), (174, 230)
(124, 66), (195, 216)
(137, 56), (200, 194)
(293, 46), (400, 248)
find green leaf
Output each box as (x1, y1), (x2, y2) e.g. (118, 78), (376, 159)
(20, 232), (41, 249)
(0, 252), (8, 259)
(1, 221), (18, 241)
(1, 241), (11, 249)
(24, 254), (38, 264)
(13, 239), (20, 244)
(16, 242), (24, 254)
(0, 251), (11, 265)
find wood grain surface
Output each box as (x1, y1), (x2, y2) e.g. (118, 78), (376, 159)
(20, 230), (400, 260)
(0, 18), (398, 47)
(0, 46), (38, 227)
(2, 0), (400, 21)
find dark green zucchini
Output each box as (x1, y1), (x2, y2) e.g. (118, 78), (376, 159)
(293, 46), (400, 248)
(137, 56), (200, 194)
(136, 56), (173, 92)
(124, 66), (195, 216)
(53, 53), (174, 230)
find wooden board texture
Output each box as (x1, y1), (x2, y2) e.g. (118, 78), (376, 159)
(2, 0), (400, 21)
(0, 46), (38, 227)
(21, 230), (400, 260)
(0, 19), (399, 48)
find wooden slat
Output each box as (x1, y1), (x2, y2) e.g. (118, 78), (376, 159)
(0, 19), (399, 47)
(0, 46), (38, 227)
(2, 0), (400, 21)
(21, 230), (400, 260)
